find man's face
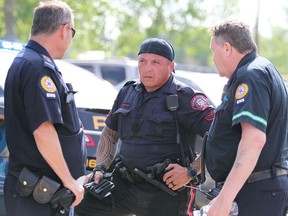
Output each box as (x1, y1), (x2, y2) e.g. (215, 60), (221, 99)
(210, 36), (228, 78)
(138, 53), (173, 92)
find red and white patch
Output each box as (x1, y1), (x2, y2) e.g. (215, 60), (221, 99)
(191, 94), (210, 111)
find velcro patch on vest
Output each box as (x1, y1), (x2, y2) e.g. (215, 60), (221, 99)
(191, 94), (210, 111)
(38, 76), (57, 99)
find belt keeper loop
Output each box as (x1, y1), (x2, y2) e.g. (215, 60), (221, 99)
(271, 167), (276, 178)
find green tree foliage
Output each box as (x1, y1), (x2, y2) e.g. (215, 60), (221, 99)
(65, 0), (112, 58)
(0, 0), (5, 39)
(1, 0), (238, 64)
(259, 27), (288, 75)
(15, 0), (37, 42)
(114, 0), (209, 64)
(1, 0), (287, 75)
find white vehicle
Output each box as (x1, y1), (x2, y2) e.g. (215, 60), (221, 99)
(65, 58), (139, 86)
(0, 42), (118, 110)
(175, 70), (228, 107)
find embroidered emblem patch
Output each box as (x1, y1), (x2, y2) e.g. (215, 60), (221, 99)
(191, 94), (210, 111)
(235, 83), (249, 100)
(40, 76), (56, 93)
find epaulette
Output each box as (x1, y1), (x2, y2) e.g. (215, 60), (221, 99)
(41, 54), (56, 71)
(123, 80), (137, 87)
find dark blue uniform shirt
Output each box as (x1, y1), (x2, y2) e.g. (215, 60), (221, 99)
(4, 40), (86, 181)
(106, 74), (214, 172)
(206, 51), (288, 182)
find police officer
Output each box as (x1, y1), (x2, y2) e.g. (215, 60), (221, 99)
(75, 38), (215, 216)
(4, 1), (86, 216)
(205, 20), (288, 216)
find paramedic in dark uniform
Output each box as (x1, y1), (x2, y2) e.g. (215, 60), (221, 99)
(75, 38), (215, 216)
(4, 1), (86, 216)
(205, 20), (288, 216)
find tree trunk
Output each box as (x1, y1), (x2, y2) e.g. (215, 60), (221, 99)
(4, 0), (15, 41)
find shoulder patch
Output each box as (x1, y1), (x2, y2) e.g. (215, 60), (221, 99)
(40, 76), (56, 92)
(191, 94), (211, 111)
(235, 83), (249, 100)
(39, 76), (57, 99)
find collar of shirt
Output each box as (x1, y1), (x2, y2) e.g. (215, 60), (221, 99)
(228, 50), (257, 87)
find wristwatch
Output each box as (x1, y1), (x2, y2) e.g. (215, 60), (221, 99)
(187, 166), (197, 180)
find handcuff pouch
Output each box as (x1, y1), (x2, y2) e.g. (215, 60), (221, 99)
(16, 167), (40, 197)
(33, 175), (60, 204)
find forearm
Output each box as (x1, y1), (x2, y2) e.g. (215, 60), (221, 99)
(96, 126), (119, 169)
(219, 141), (261, 202)
(33, 121), (74, 186)
(219, 123), (266, 202)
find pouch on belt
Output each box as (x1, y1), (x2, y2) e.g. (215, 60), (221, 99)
(15, 167), (40, 197)
(33, 175), (60, 204)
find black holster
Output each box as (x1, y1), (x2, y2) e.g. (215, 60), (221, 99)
(50, 188), (75, 210)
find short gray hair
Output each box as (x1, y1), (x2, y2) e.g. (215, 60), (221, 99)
(210, 20), (257, 53)
(31, 0), (74, 36)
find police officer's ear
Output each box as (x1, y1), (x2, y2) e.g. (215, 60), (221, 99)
(223, 42), (232, 56)
(168, 61), (175, 73)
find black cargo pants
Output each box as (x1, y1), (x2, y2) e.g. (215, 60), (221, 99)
(75, 169), (193, 216)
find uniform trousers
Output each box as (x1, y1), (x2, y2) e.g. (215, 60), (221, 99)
(75, 170), (194, 216)
(235, 175), (288, 216)
(4, 174), (70, 216)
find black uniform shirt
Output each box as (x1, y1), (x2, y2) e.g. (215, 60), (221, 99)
(206, 51), (288, 182)
(4, 40), (86, 180)
(106, 74), (214, 171)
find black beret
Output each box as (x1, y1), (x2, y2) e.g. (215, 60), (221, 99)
(138, 38), (175, 61)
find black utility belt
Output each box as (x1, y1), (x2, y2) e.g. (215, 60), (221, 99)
(246, 167), (288, 183)
(9, 167), (74, 209)
(216, 167), (288, 187)
(118, 165), (148, 184)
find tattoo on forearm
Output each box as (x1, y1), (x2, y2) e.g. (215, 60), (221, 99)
(96, 126), (119, 168)
(233, 150), (246, 169)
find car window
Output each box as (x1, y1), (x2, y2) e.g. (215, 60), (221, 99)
(75, 64), (94, 73)
(100, 65), (126, 85)
(0, 88), (3, 98)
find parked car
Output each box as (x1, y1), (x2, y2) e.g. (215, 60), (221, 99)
(65, 58), (139, 85)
